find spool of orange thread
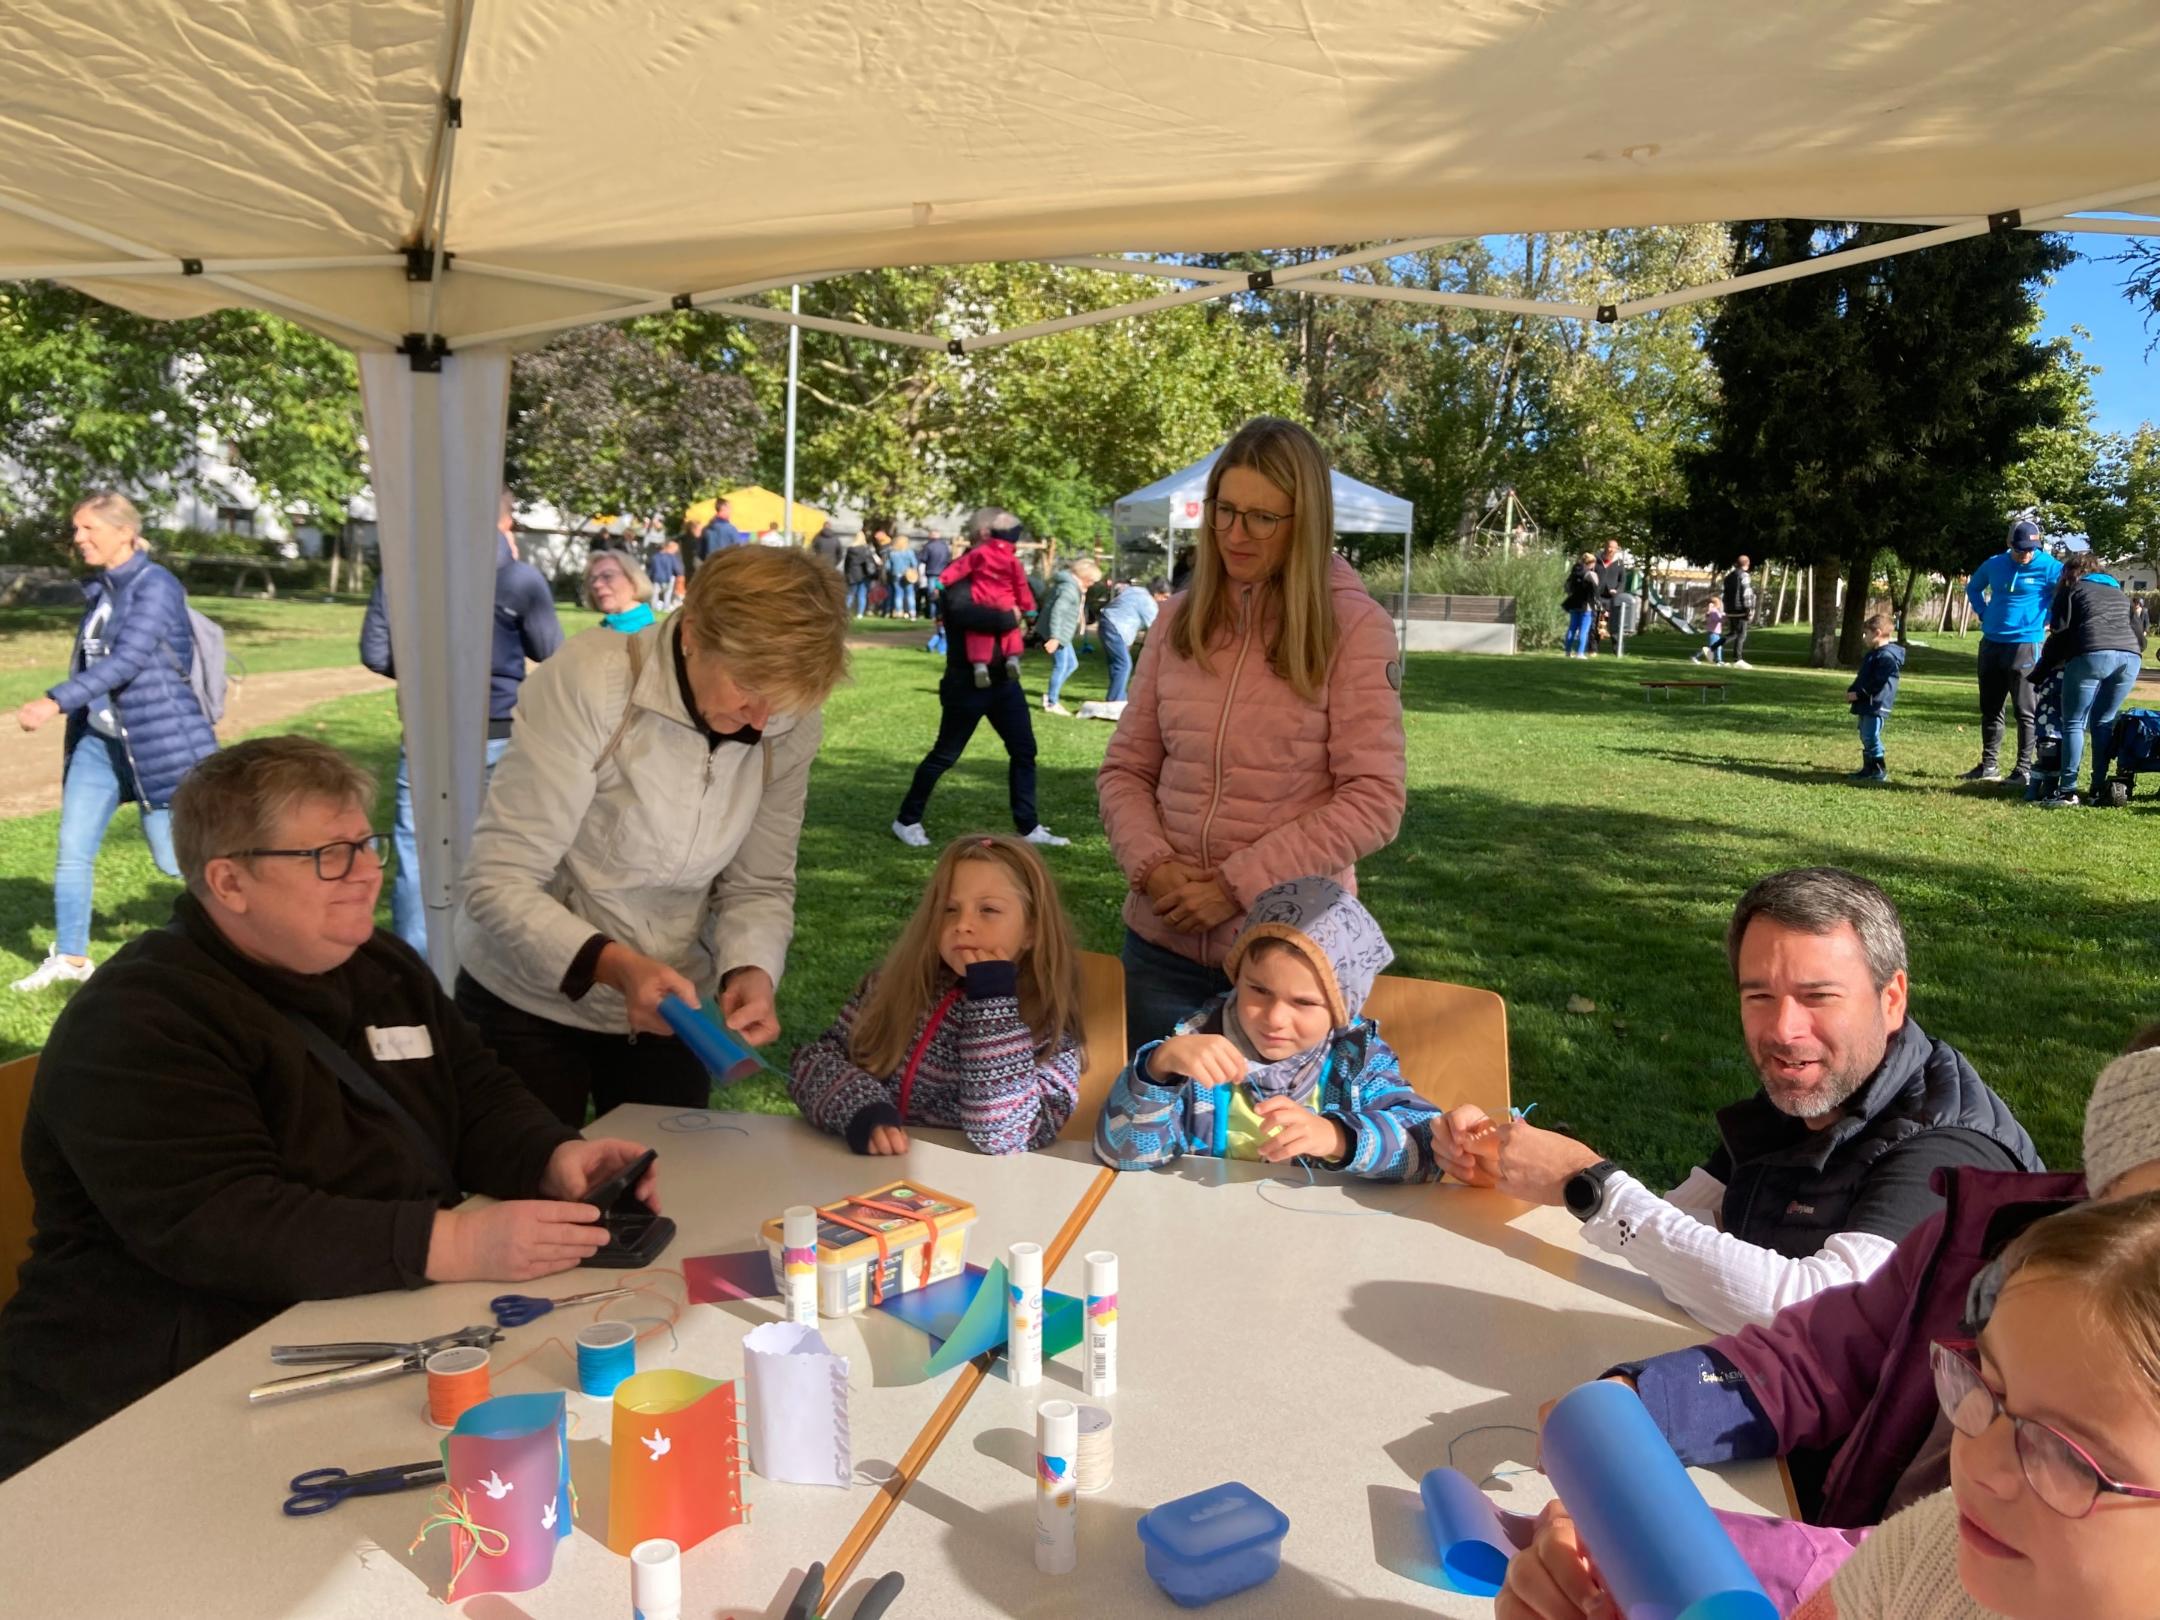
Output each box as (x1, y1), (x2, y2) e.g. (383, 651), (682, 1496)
(425, 1344), (492, 1429)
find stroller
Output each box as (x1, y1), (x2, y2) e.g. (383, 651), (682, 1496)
(2025, 670), (2065, 799)
(2092, 708), (2160, 807)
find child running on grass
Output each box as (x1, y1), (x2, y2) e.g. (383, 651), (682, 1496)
(1095, 877), (1487, 1181)
(789, 834), (1084, 1155)
(1690, 590), (1725, 664)
(1846, 612), (1904, 783)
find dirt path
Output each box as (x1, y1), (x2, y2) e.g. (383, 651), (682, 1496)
(0, 665), (392, 820)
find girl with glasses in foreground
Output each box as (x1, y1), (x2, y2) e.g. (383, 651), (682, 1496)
(1499, 1190), (2160, 1620)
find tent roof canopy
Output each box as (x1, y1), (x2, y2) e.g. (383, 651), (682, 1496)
(6, 0), (2160, 356)
(1114, 449), (1413, 534)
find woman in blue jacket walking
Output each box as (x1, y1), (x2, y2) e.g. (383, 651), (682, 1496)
(13, 493), (218, 992)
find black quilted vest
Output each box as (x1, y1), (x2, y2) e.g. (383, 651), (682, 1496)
(1703, 1017), (2043, 1259)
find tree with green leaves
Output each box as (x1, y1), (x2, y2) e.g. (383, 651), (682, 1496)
(1674, 222), (2072, 664)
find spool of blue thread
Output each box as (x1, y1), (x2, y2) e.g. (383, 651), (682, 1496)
(575, 1321), (638, 1397)
(1211, 1084), (1231, 1157)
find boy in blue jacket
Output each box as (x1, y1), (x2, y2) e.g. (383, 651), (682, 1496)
(1094, 877), (1484, 1182)
(1845, 613), (1904, 783)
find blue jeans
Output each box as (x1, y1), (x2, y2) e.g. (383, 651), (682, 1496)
(848, 582), (871, 618)
(1103, 620), (1133, 703)
(891, 579), (916, 619)
(54, 734), (179, 958)
(391, 737), (511, 954)
(1857, 712), (1885, 760)
(1045, 643), (1079, 705)
(1563, 609), (1594, 655)
(1121, 927), (1233, 1053)
(2060, 649), (2143, 790)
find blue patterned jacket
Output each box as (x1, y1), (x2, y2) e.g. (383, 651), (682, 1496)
(1094, 1016), (1445, 1181)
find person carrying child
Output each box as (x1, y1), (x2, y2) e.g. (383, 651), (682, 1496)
(940, 523), (1036, 687)
(1094, 877), (1487, 1181)
(788, 833), (1084, 1155)
(1845, 611), (1905, 783)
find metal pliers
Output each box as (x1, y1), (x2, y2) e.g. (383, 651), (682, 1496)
(247, 1323), (503, 1405)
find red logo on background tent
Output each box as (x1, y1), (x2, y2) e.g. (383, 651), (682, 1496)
(1183, 501), (1201, 518)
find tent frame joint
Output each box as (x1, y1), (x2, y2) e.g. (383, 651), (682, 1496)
(1595, 302), (1617, 323)
(445, 95), (463, 129)
(399, 332), (450, 372)
(671, 292), (694, 310)
(404, 246), (453, 282)
(947, 337), (966, 356)
(179, 257), (202, 276)
(1246, 268), (1275, 291)
(1988, 208), (2023, 233)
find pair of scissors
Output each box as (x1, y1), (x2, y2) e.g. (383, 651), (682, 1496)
(489, 1285), (639, 1328)
(283, 1458), (446, 1516)
(783, 1560), (905, 1620)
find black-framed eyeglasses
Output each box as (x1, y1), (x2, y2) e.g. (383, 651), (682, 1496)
(1208, 498), (1293, 542)
(1932, 1339), (2160, 1519)
(223, 834), (391, 881)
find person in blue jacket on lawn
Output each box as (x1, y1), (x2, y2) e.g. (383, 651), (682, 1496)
(1959, 519), (2063, 785)
(1845, 613), (1905, 784)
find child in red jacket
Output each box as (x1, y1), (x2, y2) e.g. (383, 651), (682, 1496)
(940, 535), (1035, 687)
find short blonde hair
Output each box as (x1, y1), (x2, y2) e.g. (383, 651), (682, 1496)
(171, 736), (377, 897)
(582, 549), (654, 609)
(72, 491), (143, 537)
(680, 544), (849, 712)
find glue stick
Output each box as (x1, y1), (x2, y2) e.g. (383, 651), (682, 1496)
(1035, 1399), (1078, 1574)
(1083, 1250), (1118, 1399)
(630, 1536), (681, 1620)
(782, 1205), (819, 1326)
(1008, 1241), (1043, 1388)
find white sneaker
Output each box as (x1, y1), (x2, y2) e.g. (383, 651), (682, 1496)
(1729, 658), (1753, 669)
(891, 820), (931, 848)
(12, 951), (93, 993)
(1689, 650), (1706, 663)
(1042, 698), (1071, 716)
(1023, 825), (1071, 847)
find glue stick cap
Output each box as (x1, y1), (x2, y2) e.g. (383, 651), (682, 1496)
(1009, 1241), (1043, 1286)
(631, 1537), (682, 1615)
(1086, 1250), (1117, 1292)
(783, 1204), (817, 1247)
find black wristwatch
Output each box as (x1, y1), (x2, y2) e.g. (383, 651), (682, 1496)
(1564, 1159), (1623, 1222)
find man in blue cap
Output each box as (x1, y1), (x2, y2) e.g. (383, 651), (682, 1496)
(1959, 518), (2063, 783)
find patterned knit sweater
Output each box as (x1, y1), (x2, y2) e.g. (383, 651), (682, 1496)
(1791, 1493), (2006, 1620)
(787, 960), (1080, 1155)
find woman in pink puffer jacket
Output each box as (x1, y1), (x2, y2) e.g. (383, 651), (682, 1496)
(1098, 417), (1408, 1047)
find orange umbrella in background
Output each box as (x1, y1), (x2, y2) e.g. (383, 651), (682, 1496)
(684, 485), (828, 543)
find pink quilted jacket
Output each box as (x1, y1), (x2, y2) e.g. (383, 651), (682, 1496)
(1097, 555), (1407, 968)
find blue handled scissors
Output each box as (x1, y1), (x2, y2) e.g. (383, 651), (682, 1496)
(488, 1285), (638, 1328)
(283, 1458), (445, 1516)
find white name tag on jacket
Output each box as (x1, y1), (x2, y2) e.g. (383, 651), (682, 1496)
(366, 1025), (435, 1062)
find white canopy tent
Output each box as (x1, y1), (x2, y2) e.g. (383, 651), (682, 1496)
(6, 0), (2159, 980)
(1113, 449), (1415, 642)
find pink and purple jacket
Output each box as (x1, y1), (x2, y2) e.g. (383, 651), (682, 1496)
(940, 540), (1034, 667)
(1097, 555), (1406, 968)
(787, 959), (1080, 1155)
(1608, 1167), (2088, 1606)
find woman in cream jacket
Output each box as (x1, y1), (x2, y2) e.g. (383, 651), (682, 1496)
(455, 546), (848, 1124)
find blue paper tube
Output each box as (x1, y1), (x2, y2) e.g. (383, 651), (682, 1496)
(1419, 1467), (1512, 1597)
(1540, 1382), (1777, 1620)
(658, 994), (764, 1082)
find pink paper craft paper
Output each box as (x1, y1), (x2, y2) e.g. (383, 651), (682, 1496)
(683, 1248), (779, 1304)
(420, 1392), (572, 1600)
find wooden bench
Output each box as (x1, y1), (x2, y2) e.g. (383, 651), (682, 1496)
(1640, 679), (1729, 704)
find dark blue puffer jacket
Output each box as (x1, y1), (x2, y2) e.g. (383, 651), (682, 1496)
(49, 551), (218, 808)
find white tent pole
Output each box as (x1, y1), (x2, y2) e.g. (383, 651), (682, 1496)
(958, 279), (1243, 352)
(708, 300), (952, 350)
(197, 273), (404, 348)
(358, 348), (509, 986)
(449, 260), (671, 300)
(783, 284), (800, 543)
(0, 190), (170, 259)
(1299, 279), (1602, 320)
(0, 254), (402, 279)
(413, 0), (480, 251)
(1611, 219), (1990, 318)
(459, 299), (677, 349)
(1046, 257), (1247, 282)
(2025, 215), (2160, 237)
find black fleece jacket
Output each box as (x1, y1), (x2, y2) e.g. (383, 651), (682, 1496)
(0, 895), (577, 1479)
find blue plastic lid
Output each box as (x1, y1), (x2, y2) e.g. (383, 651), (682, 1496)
(1136, 1483), (1289, 1564)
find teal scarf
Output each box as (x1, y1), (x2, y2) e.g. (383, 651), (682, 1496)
(602, 602), (657, 633)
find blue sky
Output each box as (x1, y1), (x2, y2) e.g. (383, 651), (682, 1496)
(2038, 242), (2155, 437)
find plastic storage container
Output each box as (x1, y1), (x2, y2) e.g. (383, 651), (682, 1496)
(1135, 1482), (1290, 1607)
(758, 1181), (977, 1318)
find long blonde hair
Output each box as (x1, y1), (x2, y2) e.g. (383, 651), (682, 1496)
(1168, 416), (1340, 701)
(848, 835), (1084, 1076)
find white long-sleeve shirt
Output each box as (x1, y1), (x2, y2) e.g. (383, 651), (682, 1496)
(1579, 1167), (1901, 1335)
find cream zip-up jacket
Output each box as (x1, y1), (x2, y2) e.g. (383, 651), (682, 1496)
(455, 619), (819, 1032)
(1097, 556), (1406, 969)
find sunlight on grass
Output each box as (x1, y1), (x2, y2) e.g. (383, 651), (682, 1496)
(1, 620), (2151, 1181)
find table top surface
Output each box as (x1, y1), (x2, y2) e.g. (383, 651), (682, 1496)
(0, 1110), (1785, 1619)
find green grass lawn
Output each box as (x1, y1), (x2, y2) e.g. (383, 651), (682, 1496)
(2, 618), (2152, 1183)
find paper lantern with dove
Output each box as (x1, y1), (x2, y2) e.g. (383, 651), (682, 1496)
(607, 1369), (745, 1555)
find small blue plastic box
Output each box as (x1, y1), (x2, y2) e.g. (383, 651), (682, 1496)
(1135, 1482), (1291, 1607)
